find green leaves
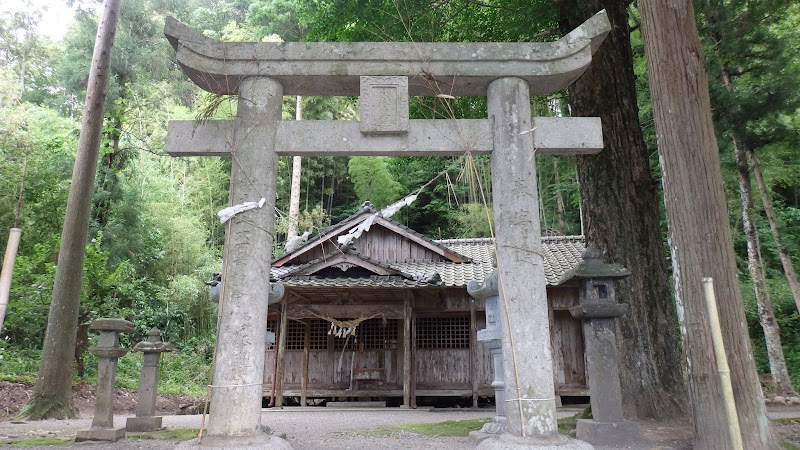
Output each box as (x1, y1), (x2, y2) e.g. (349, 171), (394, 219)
(348, 156), (403, 209)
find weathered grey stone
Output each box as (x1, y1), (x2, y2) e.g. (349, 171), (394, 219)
(564, 249), (641, 445)
(468, 271), (508, 442)
(575, 419), (642, 446)
(205, 77), (282, 438)
(166, 117), (602, 158)
(360, 76), (409, 135)
(476, 432), (593, 450)
(175, 431), (292, 450)
(163, 12), (610, 96)
(557, 249), (630, 285)
(489, 77), (561, 440)
(568, 303), (629, 320)
(90, 318), (134, 332)
(127, 328), (171, 432)
(89, 347), (129, 358)
(75, 427), (126, 442)
(582, 317), (624, 423)
(78, 318), (132, 442)
(132, 327), (172, 353)
(125, 416), (163, 432)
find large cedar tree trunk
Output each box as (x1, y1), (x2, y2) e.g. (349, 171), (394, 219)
(19, 0), (122, 420)
(639, 0), (774, 447)
(557, 0), (687, 420)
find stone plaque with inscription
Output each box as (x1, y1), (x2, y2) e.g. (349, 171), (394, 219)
(360, 76), (409, 135)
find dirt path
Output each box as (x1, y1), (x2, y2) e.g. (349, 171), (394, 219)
(2, 378), (798, 449)
(0, 408), (700, 449)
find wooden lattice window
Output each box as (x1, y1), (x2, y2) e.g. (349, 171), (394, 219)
(309, 319), (329, 350)
(332, 318), (398, 350)
(286, 320), (305, 350)
(415, 317), (470, 349)
(360, 318), (399, 350)
(268, 319), (329, 350)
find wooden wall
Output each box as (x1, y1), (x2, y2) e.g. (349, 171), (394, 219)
(263, 286), (585, 399)
(294, 224), (444, 264)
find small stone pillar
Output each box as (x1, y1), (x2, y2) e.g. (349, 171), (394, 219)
(126, 328), (172, 432)
(558, 247), (642, 445)
(76, 318), (134, 442)
(467, 272), (508, 442)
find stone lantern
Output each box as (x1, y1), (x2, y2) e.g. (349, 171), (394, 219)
(557, 247), (642, 445)
(126, 327), (172, 432)
(76, 318), (134, 442)
(466, 271), (507, 442)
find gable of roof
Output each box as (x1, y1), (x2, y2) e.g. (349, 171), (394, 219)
(272, 202), (471, 267)
(277, 250), (411, 279)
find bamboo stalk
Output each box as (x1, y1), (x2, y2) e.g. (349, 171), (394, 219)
(702, 277), (743, 450)
(0, 228), (22, 332)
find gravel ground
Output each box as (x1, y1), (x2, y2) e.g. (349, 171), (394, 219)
(8, 406), (783, 449)
(0, 408), (496, 449)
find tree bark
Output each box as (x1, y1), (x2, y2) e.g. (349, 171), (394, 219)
(639, 0), (774, 447)
(557, 0), (687, 420)
(750, 148), (800, 314)
(722, 65), (795, 397)
(19, 0), (122, 420)
(287, 95), (303, 241)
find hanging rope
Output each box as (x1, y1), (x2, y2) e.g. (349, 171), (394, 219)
(298, 308), (383, 338)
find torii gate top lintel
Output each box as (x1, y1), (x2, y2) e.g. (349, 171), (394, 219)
(164, 10), (610, 97)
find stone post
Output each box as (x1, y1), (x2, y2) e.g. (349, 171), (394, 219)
(196, 77), (290, 449)
(76, 318), (134, 442)
(126, 328), (172, 432)
(560, 247), (642, 445)
(482, 77), (590, 449)
(467, 272), (508, 442)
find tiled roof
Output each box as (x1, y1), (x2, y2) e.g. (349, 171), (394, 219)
(271, 236), (585, 288)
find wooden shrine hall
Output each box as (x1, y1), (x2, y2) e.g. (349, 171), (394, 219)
(264, 203), (589, 407)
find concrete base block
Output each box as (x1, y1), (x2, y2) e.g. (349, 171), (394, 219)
(476, 432), (593, 449)
(175, 431), (292, 449)
(470, 430), (496, 443)
(469, 418), (508, 443)
(126, 416), (163, 432)
(75, 427), (126, 442)
(575, 418), (642, 445)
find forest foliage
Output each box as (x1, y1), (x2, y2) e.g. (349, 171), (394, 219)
(0, 0), (799, 393)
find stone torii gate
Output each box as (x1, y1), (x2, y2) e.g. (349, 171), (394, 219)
(165, 11), (610, 449)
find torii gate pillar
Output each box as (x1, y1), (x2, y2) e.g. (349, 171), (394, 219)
(488, 77), (557, 440)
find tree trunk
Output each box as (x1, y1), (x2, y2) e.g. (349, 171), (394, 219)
(18, 0), (122, 421)
(639, 1), (774, 447)
(553, 158), (567, 234)
(557, 0), (687, 420)
(750, 148), (800, 314)
(722, 65), (795, 397)
(287, 95), (303, 241)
